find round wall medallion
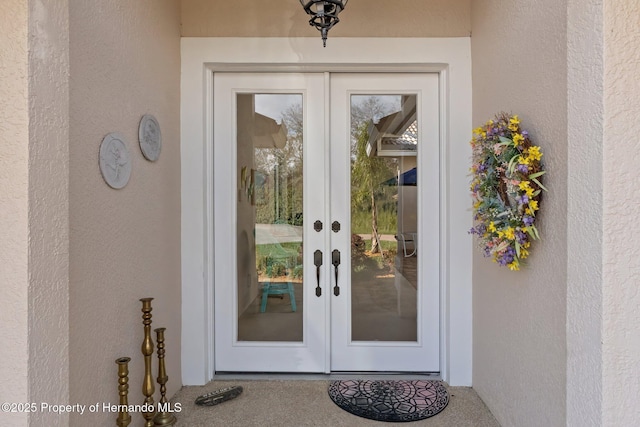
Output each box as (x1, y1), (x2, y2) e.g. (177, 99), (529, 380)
(138, 114), (162, 161)
(99, 132), (132, 189)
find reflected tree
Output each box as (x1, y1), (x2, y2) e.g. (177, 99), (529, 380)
(351, 124), (395, 254)
(350, 97), (398, 254)
(254, 103), (304, 225)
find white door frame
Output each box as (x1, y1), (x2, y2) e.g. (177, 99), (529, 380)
(181, 37), (473, 386)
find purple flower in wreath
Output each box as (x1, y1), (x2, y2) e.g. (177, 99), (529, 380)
(499, 246), (516, 265)
(523, 215), (534, 226)
(484, 246), (492, 257)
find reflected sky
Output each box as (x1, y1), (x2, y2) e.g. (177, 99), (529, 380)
(255, 94), (302, 123)
(255, 94), (401, 124)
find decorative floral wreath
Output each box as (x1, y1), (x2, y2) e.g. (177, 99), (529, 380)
(469, 113), (547, 271)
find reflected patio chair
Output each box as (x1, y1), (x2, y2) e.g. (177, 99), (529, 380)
(260, 281), (297, 313)
(396, 232), (417, 257)
(257, 228), (298, 312)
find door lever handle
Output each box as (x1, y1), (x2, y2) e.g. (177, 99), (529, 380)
(314, 250), (323, 297)
(332, 249), (341, 296)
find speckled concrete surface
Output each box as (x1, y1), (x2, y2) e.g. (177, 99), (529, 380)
(169, 380), (500, 426)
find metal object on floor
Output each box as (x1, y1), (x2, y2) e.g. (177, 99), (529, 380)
(115, 357), (132, 427)
(153, 327), (177, 426)
(195, 386), (244, 407)
(140, 297), (156, 427)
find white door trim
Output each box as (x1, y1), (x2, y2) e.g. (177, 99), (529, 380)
(329, 73), (441, 371)
(181, 37), (472, 386)
(213, 72), (329, 373)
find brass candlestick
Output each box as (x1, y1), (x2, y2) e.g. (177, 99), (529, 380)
(153, 328), (176, 426)
(140, 298), (156, 427)
(115, 357), (132, 427)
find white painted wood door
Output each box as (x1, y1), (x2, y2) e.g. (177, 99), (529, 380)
(213, 72), (440, 373)
(329, 74), (440, 372)
(213, 73), (328, 372)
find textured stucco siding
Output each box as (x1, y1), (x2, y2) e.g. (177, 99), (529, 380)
(602, 2), (640, 426)
(471, 1), (568, 426)
(69, 1), (182, 425)
(28, 0), (71, 425)
(566, 1), (604, 426)
(0, 1), (29, 425)
(181, 0), (471, 38)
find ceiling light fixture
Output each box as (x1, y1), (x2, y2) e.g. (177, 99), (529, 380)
(299, 0), (348, 47)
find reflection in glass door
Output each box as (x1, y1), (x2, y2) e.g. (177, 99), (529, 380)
(350, 94), (418, 343)
(236, 93), (304, 342)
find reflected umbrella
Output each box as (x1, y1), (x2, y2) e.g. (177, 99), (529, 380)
(382, 167), (417, 186)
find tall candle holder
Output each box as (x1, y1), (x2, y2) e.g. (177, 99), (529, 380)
(115, 357), (132, 427)
(153, 328), (177, 426)
(140, 298), (156, 427)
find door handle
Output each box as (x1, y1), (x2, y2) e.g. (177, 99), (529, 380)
(314, 250), (323, 297)
(332, 249), (341, 296)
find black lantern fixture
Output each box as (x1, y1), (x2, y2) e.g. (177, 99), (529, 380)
(299, 0), (348, 47)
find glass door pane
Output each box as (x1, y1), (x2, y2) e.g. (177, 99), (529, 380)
(350, 94), (418, 342)
(236, 93), (304, 342)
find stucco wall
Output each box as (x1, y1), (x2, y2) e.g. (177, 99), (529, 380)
(28, 1), (71, 425)
(181, 0), (471, 38)
(602, 2), (640, 425)
(566, 0), (603, 425)
(69, 1), (181, 425)
(471, 1), (568, 426)
(0, 1), (29, 425)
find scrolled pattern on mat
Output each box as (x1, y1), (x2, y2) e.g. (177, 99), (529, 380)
(328, 379), (449, 422)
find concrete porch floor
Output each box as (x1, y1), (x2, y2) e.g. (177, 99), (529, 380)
(169, 379), (500, 426)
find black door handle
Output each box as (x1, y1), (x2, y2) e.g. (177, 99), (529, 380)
(332, 249), (341, 296)
(314, 250), (323, 297)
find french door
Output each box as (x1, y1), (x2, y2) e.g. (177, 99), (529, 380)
(213, 72), (440, 373)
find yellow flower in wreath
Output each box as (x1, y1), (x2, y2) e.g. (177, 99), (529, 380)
(527, 146), (543, 161)
(512, 133), (524, 146)
(504, 227), (516, 241)
(508, 115), (520, 131)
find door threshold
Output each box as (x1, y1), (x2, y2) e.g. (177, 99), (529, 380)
(213, 372), (442, 381)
